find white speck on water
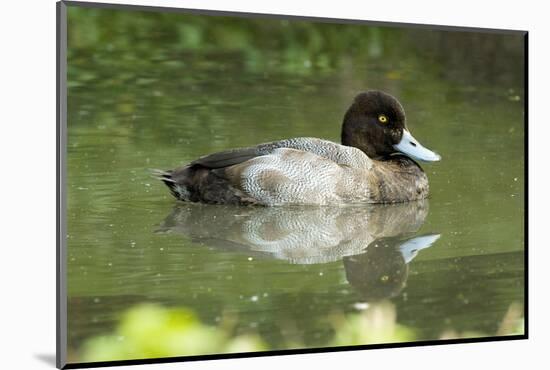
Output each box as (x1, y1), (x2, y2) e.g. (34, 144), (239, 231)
(93, 297), (101, 303)
(130, 241), (136, 248)
(144, 183), (151, 187)
(109, 224), (114, 227)
(250, 295), (259, 302)
(77, 187), (88, 190)
(514, 177), (518, 182)
(263, 292), (269, 297)
(107, 262), (112, 267)
(353, 302), (369, 310)
(159, 247), (164, 251)
(247, 257), (253, 261)
(319, 272), (324, 276)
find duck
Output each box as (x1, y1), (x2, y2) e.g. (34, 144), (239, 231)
(154, 90), (441, 206)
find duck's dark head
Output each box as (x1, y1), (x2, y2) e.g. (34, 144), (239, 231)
(341, 90), (441, 162)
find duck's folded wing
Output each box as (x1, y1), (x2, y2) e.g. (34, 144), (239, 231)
(189, 146), (260, 169)
(190, 137), (372, 169)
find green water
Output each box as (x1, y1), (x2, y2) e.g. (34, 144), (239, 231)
(65, 6), (525, 363)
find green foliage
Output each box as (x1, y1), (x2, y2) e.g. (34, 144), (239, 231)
(79, 301), (523, 362)
(330, 302), (415, 346)
(67, 6), (399, 77)
(81, 304), (267, 362)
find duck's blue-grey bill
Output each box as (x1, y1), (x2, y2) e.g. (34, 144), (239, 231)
(394, 129), (441, 162)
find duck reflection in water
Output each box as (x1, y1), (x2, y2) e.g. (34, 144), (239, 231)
(157, 200), (440, 301)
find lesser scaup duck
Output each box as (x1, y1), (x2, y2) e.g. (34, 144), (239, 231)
(155, 90), (441, 205)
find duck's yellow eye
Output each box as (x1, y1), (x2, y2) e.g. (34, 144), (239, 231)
(378, 114), (388, 124)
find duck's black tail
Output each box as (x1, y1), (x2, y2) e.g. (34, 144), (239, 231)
(150, 169), (182, 199)
(152, 166), (256, 205)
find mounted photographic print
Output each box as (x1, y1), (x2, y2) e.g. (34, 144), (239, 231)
(57, 1), (527, 368)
